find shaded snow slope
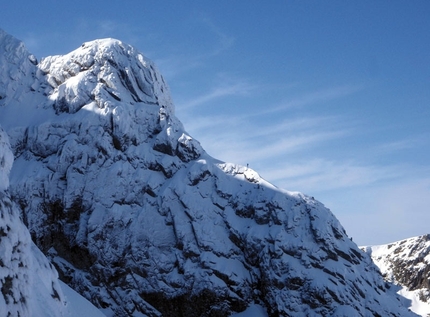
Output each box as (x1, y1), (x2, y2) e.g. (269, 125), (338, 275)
(0, 29), (419, 316)
(60, 281), (106, 317)
(0, 127), (66, 317)
(0, 125), (13, 191)
(1, 126), (104, 317)
(363, 235), (430, 316)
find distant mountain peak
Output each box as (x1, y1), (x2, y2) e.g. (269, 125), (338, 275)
(363, 235), (430, 315)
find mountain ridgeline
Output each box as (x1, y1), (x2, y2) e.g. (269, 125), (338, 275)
(0, 29), (419, 316)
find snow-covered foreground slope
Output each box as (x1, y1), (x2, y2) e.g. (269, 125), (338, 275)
(60, 281), (106, 317)
(362, 235), (430, 317)
(0, 28), (420, 316)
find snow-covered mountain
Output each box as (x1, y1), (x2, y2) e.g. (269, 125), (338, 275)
(0, 28), (420, 316)
(362, 235), (430, 316)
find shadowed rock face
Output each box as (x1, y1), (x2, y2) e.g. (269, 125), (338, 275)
(0, 29), (419, 316)
(0, 127), (66, 317)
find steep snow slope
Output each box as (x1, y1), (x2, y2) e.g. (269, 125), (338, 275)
(0, 127), (66, 317)
(363, 235), (430, 316)
(0, 28), (419, 316)
(60, 280), (107, 317)
(1, 126), (105, 317)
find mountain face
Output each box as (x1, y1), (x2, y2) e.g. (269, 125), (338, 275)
(0, 127), (66, 317)
(363, 235), (430, 316)
(1, 125), (105, 317)
(0, 28), (419, 317)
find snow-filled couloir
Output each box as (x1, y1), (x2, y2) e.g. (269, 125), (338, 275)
(0, 28), (420, 316)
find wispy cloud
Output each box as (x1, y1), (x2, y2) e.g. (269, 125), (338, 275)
(182, 107), (351, 168)
(241, 115), (344, 139)
(263, 85), (363, 114)
(197, 15), (235, 57)
(262, 159), (404, 193)
(374, 135), (428, 154)
(334, 175), (430, 245)
(178, 80), (256, 110)
(151, 15), (235, 81)
(178, 83), (362, 128)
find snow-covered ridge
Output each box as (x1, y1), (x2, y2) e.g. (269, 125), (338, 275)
(0, 28), (420, 316)
(0, 29), (37, 100)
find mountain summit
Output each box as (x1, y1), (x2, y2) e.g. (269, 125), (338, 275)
(0, 29), (419, 316)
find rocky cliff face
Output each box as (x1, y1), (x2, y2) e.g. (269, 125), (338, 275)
(363, 235), (430, 316)
(0, 127), (66, 317)
(0, 28), (419, 316)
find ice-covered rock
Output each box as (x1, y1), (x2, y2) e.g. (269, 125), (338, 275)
(0, 28), (420, 316)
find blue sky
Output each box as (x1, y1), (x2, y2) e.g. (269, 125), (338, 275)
(1, 1), (429, 246)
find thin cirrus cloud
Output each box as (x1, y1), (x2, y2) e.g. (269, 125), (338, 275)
(184, 111), (350, 167)
(262, 159), (404, 193)
(153, 17), (235, 80)
(217, 130), (347, 167)
(241, 115), (345, 139)
(177, 84), (357, 167)
(335, 174), (430, 245)
(374, 135), (428, 154)
(197, 15), (235, 57)
(182, 108), (343, 137)
(177, 80), (257, 110)
(264, 84), (364, 114)
(179, 82), (362, 118)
